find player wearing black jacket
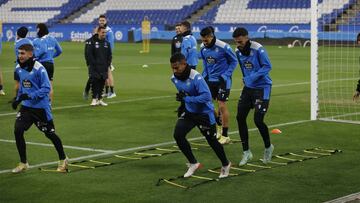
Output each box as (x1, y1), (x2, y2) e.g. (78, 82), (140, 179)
(85, 26), (112, 106)
(171, 23), (183, 56)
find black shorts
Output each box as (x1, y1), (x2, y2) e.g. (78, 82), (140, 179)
(15, 106), (55, 133)
(207, 82), (230, 101)
(42, 62), (54, 81)
(176, 111), (216, 136)
(238, 86), (270, 113)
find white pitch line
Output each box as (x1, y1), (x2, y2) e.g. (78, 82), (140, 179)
(0, 119), (311, 174)
(0, 139), (114, 153)
(0, 81), (309, 118)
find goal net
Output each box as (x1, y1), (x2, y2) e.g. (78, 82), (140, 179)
(313, 0), (360, 124)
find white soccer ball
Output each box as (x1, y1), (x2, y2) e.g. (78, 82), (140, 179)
(142, 64), (148, 68)
(287, 44), (293, 48)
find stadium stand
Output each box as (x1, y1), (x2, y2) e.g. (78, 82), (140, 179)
(0, 0), (357, 27)
(0, 0), (68, 23)
(72, 0), (212, 24)
(213, 0), (353, 24)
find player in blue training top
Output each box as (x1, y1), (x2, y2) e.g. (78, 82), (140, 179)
(179, 21), (198, 69)
(14, 26), (33, 60)
(13, 26), (34, 96)
(33, 23), (62, 101)
(199, 26), (238, 145)
(170, 53), (231, 178)
(11, 44), (68, 173)
(232, 27), (274, 166)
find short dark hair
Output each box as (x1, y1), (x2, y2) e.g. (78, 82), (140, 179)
(18, 44), (34, 52)
(99, 14), (106, 19)
(200, 26), (214, 37)
(170, 53), (186, 63)
(357, 33), (360, 41)
(232, 27), (248, 38)
(36, 23), (49, 38)
(97, 26), (106, 32)
(17, 26), (28, 38)
(180, 21), (191, 30)
(175, 23), (181, 27)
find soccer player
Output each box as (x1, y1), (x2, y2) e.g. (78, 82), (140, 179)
(170, 53), (231, 178)
(232, 27), (274, 166)
(171, 23), (182, 56)
(13, 26), (33, 96)
(11, 44), (68, 173)
(33, 23), (62, 101)
(15, 26), (33, 60)
(199, 26), (238, 144)
(0, 66), (4, 95)
(85, 15), (116, 99)
(85, 26), (112, 106)
(179, 21), (198, 69)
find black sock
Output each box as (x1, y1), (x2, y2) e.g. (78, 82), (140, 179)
(0, 85), (3, 90)
(84, 79), (91, 93)
(110, 86), (114, 93)
(45, 132), (66, 160)
(204, 125), (229, 166)
(254, 112), (271, 148)
(105, 86), (109, 94)
(14, 129), (27, 163)
(222, 127), (228, 137)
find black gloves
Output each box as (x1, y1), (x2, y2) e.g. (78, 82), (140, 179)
(177, 102), (185, 118)
(11, 94), (30, 110)
(176, 91), (187, 102)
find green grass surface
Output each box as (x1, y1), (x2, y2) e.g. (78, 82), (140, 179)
(0, 42), (359, 202)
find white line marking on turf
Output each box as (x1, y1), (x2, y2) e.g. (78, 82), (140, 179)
(0, 139), (114, 153)
(0, 81), (309, 117)
(0, 119), (311, 174)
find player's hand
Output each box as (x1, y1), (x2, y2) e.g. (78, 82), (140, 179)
(18, 94), (30, 101)
(11, 99), (21, 110)
(176, 91), (186, 102)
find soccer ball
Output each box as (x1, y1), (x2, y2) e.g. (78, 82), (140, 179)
(142, 64), (148, 68)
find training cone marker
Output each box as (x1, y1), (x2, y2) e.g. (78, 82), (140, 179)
(271, 128), (282, 134)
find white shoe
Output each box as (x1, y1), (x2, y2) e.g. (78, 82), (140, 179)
(57, 157), (69, 173)
(90, 99), (98, 106)
(263, 144), (274, 164)
(0, 90), (5, 96)
(12, 162), (29, 173)
(219, 162), (231, 178)
(184, 162), (202, 178)
(239, 150), (253, 166)
(216, 125), (222, 139)
(218, 136), (231, 145)
(107, 92), (116, 99)
(98, 99), (108, 106)
(110, 64), (115, 71)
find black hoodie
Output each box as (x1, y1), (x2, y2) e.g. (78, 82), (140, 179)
(85, 34), (112, 79)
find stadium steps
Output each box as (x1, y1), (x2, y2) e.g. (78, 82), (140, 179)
(60, 0), (105, 24)
(326, 0), (359, 31)
(186, 0), (222, 23)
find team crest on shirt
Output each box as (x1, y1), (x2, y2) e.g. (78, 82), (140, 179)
(22, 79), (32, 88)
(244, 61), (253, 69)
(206, 56), (216, 64)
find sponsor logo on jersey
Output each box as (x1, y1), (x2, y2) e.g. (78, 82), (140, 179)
(244, 61), (253, 69)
